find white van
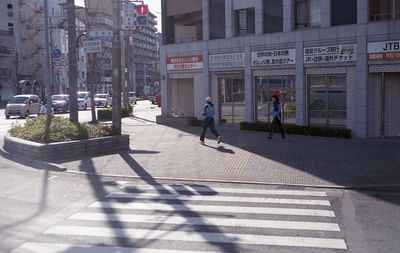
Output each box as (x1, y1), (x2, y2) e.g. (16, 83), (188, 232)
(5, 94), (41, 119)
(77, 91), (91, 110)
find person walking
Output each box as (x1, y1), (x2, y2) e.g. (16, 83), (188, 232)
(266, 94), (286, 141)
(200, 97), (222, 145)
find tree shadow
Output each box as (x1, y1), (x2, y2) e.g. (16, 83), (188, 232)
(118, 150), (241, 252)
(165, 124), (400, 203)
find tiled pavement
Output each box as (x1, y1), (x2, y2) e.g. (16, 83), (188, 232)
(57, 116), (400, 188)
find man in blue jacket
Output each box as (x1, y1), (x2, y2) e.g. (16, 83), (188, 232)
(200, 97), (222, 145)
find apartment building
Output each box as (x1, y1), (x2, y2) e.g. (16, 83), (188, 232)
(0, 1), (17, 102)
(159, 0), (400, 138)
(129, 7), (159, 96)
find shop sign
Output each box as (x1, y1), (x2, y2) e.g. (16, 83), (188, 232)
(209, 53), (245, 68)
(368, 40), (400, 60)
(167, 55), (203, 71)
(252, 49), (296, 66)
(304, 44), (356, 64)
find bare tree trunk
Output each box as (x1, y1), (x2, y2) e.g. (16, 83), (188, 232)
(89, 54), (97, 123)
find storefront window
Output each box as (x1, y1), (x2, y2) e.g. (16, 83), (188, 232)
(219, 78), (245, 124)
(308, 75), (346, 127)
(255, 76), (296, 124)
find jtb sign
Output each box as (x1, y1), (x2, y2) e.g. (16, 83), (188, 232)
(368, 40), (400, 60)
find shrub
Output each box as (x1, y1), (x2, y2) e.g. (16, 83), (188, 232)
(9, 115), (113, 143)
(239, 121), (352, 139)
(97, 103), (133, 121)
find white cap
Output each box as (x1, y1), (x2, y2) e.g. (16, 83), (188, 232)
(205, 97), (211, 102)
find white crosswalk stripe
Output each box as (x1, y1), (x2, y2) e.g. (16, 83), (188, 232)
(106, 192), (332, 206)
(12, 182), (347, 252)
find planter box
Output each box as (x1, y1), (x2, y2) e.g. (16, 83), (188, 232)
(156, 115), (197, 126)
(4, 134), (130, 161)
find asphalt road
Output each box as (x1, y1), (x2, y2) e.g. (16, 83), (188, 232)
(0, 101), (399, 253)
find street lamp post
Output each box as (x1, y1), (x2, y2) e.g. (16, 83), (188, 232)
(43, 0), (52, 115)
(112, 0), (122, 135)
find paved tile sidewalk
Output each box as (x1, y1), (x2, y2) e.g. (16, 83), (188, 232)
(57, 117), (400, 188)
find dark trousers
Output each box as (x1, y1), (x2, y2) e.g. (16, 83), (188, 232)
(200, 117), (219, 141)
(269, 117), (285, 139)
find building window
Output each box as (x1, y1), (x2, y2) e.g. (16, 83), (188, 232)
(163, 0), (203, 44)
(209, 0), (225, 39)
(332, 0), (357, 26)
(263, 0), (283, 34)
(7, 4), (13, 17)
(8, 22), (14, 36)
(369, 0), (400, 21)
(235, 8), (255, 36)
(255, 76), (296, 124)
(308, 75), (346, 127)
(296, 0), (321, 29)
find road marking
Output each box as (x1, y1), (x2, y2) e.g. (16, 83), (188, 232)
(106, 192), (331, 206)
(12, 243), (220, 253)
(89, 201), (335, 217)
(122, 184), (328, 197)
(44, 225), (347, 249)
(70, 212), (340, 231)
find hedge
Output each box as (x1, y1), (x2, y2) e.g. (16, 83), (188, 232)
(9, 115), (113, 144)
(98, 104), (133, 121)
(239, 121), (352, 139)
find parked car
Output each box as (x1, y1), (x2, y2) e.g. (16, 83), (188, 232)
(77, 91), (91, 110)
(5, 94), (41, 119)
(94, 93), (112, 108)
(129, 92), (137, 105)
(51, 94), (69, 113)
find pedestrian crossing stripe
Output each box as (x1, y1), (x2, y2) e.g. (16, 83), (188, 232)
(13, 243), (221, 253)
(122, 184), (328, 197)
(44, 225), (347, 250)
(12, 183), (347, 252)
(89, 201), (336, 217)
(106, 192), (332, 206)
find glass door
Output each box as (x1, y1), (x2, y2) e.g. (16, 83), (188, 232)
(219, 78), (245, 124)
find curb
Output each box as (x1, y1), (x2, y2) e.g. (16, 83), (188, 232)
(65, 170), (400, 192)
(0, 146), (67, 172)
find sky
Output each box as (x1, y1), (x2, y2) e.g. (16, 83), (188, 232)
(75, 0), (162, 32)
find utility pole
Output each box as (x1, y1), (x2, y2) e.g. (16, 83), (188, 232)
(112, 0), (122, 135)
(67, 0), (79, 123)
(43, 0), (52, 114)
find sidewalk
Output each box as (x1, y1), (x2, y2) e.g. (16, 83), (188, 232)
(56, 114), (400, 188)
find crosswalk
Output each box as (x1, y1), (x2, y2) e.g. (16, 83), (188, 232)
(12, 182), (347, 253)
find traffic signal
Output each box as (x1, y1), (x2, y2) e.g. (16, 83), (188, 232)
(136, 4), (148, 26)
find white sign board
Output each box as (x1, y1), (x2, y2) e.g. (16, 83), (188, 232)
(368, 40), (400, 60)
(123, 3), (136, 29)
(88, 30), (113, 41)
(209, 53), (245, 68)
(167, 55), (203, 71)
(252, 49), (296, 66)
(83, 40), (102, 54)
(304, 44), (356, 64)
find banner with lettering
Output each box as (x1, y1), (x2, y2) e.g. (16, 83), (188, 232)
(368, 40), (400, 60)
(304, 45), (356, 64)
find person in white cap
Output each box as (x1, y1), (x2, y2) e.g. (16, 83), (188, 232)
(200, 97), (222, 145)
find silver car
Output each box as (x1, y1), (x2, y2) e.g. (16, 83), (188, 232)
(5, 94), (41, 119)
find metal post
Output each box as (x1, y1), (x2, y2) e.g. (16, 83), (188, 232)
(112, 0), (122, 135)
(43, 0), (52, 114)
(67, 0), (79, 123)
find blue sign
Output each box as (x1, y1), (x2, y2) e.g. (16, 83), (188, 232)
(53, 49), (62, 58)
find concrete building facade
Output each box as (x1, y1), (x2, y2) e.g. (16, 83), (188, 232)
(0, 0), (18, 102)
(160, 0), (400, 138)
